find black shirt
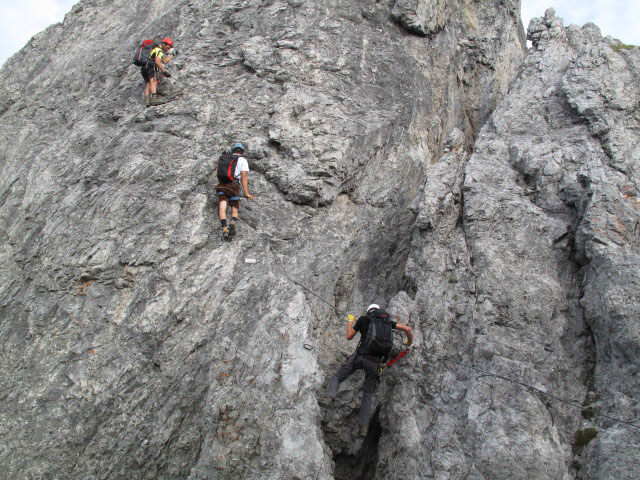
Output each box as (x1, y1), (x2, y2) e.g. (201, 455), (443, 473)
(354, 314), (397, 355)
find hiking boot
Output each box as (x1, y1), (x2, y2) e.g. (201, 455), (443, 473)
(222, 226), (230, 239)
(149, 94), (167, 106)
(357, 424), (368, 437)
(228, 221), (237, 237)
(144, 95), (151, 107)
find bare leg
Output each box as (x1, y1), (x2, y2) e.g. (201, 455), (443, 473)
(149, 77), (158, 95)
(230, 200), (239, 219)
(218, 196), (229, 221)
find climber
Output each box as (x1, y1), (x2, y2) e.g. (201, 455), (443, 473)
(324, 304), (413, 435)
(141, 37), (175, 106)
(216, 143), (255, 239)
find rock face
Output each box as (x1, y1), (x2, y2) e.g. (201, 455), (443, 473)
(401, 9), (640, 479)
(1, 1), (638, 479)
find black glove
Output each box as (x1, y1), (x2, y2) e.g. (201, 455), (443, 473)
(163, 71), (172, 78)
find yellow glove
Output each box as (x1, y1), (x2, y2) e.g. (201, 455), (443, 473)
(347, 314), (355, 323)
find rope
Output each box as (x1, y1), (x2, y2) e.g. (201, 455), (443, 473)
(283, 272), (350, 317)
(409, 341), (640, 432)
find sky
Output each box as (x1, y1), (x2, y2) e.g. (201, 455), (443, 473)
(1, 0), (639, 67)
(521, 0), (640, 46)
(0, 0), (77, 67)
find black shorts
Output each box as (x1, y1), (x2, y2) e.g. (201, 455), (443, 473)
(140, 62), (157, 83)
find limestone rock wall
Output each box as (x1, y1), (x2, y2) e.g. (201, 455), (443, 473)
(2, 1), (638, 479)
(389, 9), (639, 479)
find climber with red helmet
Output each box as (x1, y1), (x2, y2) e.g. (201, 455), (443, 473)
(141, 37), (176, 106)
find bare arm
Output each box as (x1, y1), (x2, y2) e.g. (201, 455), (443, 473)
(240, 171), (254, 201)
(395, 323), (413, 346)
(154, 54), (164, 70)
(154, 53), (173, 71)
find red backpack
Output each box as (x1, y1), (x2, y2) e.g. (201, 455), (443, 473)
(132, 40), (156, 66)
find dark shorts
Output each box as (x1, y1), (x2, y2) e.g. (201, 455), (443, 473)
(216, 181), (242, 201)
(140, 62), (157, 83)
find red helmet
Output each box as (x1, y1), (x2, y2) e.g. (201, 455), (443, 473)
(162, 37), (173, 47)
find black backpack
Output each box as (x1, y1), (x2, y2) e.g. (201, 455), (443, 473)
(217, 154), (240, 183)
(362, 309), (394, 357)
(133, 39), (156, 66)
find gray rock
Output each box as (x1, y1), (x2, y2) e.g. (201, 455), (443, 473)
(2, 2), (639, 480)
(391, 0), (448, 37)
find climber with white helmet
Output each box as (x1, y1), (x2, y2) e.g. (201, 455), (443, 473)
(324, 303), (413, 435)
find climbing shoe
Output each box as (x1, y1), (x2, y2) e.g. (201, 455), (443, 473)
(228, 221), (237, 238)
(357, 425), (368, 437)
(149, 94), (167, 106)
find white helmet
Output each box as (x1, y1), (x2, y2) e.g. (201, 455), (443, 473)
(367, 304), (380, 312)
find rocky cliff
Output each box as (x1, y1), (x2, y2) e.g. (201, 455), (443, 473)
(1, 1), (638, 479)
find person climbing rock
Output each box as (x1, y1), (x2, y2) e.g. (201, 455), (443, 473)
(325, 304), (413, 435)
(216, 143), (255, 239)
(141, 37), (175, 106)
